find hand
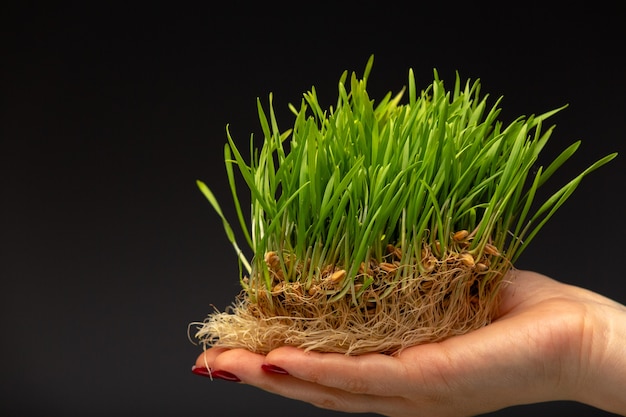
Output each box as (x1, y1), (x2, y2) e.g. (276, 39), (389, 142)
(193, 270), (626, 416)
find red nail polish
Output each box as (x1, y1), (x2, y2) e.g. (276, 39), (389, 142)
(191, 365), (211, 378)
(261, 363), (289, 375)
(211, 370), (241, 382)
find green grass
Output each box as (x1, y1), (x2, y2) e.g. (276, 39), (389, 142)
(198, 55), (617, 301)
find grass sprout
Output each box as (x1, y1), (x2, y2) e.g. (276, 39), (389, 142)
(192, 56), (617, 355)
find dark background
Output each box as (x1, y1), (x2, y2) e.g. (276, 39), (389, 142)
(1, 2), (624, 416)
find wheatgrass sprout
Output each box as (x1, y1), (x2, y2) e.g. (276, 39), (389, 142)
(192, 56), (617, 355)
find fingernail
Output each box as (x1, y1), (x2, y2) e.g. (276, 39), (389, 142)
(191, 365), (241, 382)
(191, 365), (211, 378)
(211, 370), (241, 382)
(261, 363), (289, 375)
(191, 366), (241, 382)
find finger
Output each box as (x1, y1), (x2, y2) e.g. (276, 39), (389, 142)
(194, 346), (230, 370)
(496, 269), (563, 317)
(200, 347), (407, 415)
(265, 346), (412, 397)
(193, 347), (268, 382)
(207, 348), (268, 381)
(252, 373), (407, 415)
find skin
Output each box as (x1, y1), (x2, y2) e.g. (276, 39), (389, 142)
(193, 270), (626, 416)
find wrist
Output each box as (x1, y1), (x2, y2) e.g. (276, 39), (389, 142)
(572, 296), (626, 414)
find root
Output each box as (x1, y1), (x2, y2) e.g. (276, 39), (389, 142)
(193, 252), (511, 356)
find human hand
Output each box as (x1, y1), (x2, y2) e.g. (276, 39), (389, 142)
(192, 270), (626, 416)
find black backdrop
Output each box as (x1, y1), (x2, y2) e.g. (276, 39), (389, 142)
(2, 3), (625, 416)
